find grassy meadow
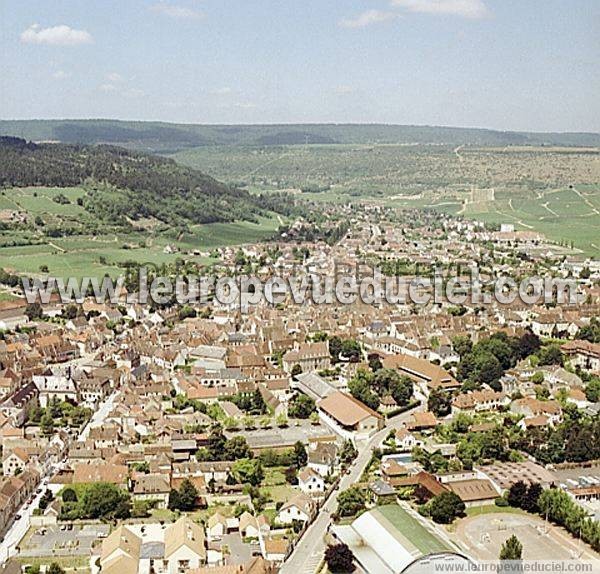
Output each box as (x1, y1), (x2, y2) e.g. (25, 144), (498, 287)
(0, 186), (283, 279)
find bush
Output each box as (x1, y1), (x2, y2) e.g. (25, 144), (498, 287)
(62, 487), (78, 503)
(495, 496), (509, 507)
(325, 543), (356, 573)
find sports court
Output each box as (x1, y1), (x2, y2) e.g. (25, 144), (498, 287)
(456, 512), (599, 561)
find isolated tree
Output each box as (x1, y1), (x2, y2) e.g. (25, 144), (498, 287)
(348, 370), (380, 411)
(289, 394), (316, 419)
(285, 465), (298, 485)
(585, 378), (600, 403)
(428, 388), (452, 417)
(324, 543), (355, 573)
(206, 425), (227, 460)
(390, 376), (414, 406)
(429, 491), (465, 524)
(40, 412), (54, 436)
(538, 344), (563, 366)
(81, 482), (131, 519)
(62, 487), (78, 503)
(340, 440), (358, 465)
(371, 368), (400, 395)
(223, 436), (252, 460)
(452, 335), (473, 358)
(25, 302), (43, 320)
(499, 535), (523, 560)
(178, 478), (199, 510)
(293, 441), (308, 467)
(518, 331), (541, 358)
(368, 353), (383, 372)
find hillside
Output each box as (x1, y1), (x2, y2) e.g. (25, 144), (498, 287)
(0, 136), (293, 228)
(1, 120), (599, 153)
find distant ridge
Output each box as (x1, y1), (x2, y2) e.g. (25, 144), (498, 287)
(1, 119), (599, 153)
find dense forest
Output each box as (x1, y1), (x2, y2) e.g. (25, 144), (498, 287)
(0, 137), (298, 226)
(1, 120), (599, 153)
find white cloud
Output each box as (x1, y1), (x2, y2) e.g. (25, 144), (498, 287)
(150, 2), (204, 20)
(20, 24), (93, 46)
(106, 72), (123, 83)
(391, 0), (490, 19)
(212, 87), (232, 95)
(339, 9), (397, 28)
(52, 70), (70, 80)
(99, 80), (144, 98)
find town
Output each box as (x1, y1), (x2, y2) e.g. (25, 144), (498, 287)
(0, 206), (599, 574)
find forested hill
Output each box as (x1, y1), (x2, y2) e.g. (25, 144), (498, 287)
(0, 137), (293, 226)
(1, 120), (599, 153)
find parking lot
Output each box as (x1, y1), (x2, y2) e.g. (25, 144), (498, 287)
(21, 524), (110, 557)
(551, 465), (600, 487)
(222, 532), (258, 565)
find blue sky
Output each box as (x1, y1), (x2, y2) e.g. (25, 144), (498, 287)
(1, 0), (599, 131)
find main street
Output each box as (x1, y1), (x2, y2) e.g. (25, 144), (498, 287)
(78, 389), (119, 442)
(0, 355), (113, 567)
(0, 465), (66, 567)
(280, 404), (423, 574)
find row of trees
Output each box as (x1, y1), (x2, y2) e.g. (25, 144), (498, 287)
(168, 478), (198, 511)
(195, 427), (253, 462)
(503, 483), (600, 553)
(538, 489), (600, 552)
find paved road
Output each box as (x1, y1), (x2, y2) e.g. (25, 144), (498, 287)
(79, 390), (118, 442)
(280, 405), (422, 574)
(0, 352), (103, 565)
(0, 476), (50, 565)
(0, 460), (68, 567)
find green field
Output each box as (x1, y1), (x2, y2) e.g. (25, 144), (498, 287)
(0, 291), (17, 302)
(173, 144), (600, 256)
(0, 185), (284, 278)
(374, 504), (451, 555)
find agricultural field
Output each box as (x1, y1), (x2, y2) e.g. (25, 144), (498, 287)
(173, 144), (600, 256)
(0, 186), (283, 279)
